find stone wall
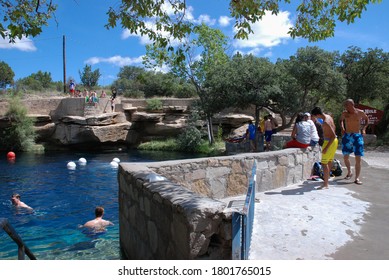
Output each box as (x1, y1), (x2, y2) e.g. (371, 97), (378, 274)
(225, 134), (291, 155)
(0, 98), (64, 116)
(118, 148), (320, 259)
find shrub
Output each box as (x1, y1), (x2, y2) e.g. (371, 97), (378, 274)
(177, 126), (202, 152)
(0, 97), (36, 151)
(146, 98), (163, 111)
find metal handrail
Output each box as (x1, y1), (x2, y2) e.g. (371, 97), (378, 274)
(231, 160), (257, 260)
(0, 218), (37, 260)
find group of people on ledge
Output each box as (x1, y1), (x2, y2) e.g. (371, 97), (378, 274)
(246, 114), (278, 152)
(246, 99), (368, 190)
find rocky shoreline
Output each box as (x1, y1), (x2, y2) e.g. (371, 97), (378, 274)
(0, 97), (253, 150)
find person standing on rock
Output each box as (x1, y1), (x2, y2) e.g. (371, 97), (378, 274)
(339, 99), (369, 185)
(69, 80), (76, 97)
(264, 116), (273, 151)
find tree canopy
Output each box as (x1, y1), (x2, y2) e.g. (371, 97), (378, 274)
(79, 64), (101, 89)
(339, 46), (389, 104)
(0, 0), (57, 42)
(106, 0), (381, 45)
(1, 1), (382, 44)
(0, 60), (14, 89)
(145, 23), (230, 144)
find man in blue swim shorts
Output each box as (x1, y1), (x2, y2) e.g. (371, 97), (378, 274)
(339, 99), (369, 185)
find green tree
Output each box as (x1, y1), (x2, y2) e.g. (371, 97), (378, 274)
(112, 66), (146, 97)
(0, 61), (14, 89)
(206, 53), (278, 150)
(339, 46), (389, 104)
(0, 0), (57, 42)
(339, 47), (389, 138)
(106, 0), (382, 51)
(31, 70), (53, 85)
(274, 46), (346, 126)
(2, 1), (381, 44)
(0, 97), (36, 151)
(15, 70), (54, 92)
(79, 64), (101, 89)
(140, 71), (197, 98)
(144, 23), (229, 144)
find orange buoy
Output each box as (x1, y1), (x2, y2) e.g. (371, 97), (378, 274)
(7, 151), (16, 160)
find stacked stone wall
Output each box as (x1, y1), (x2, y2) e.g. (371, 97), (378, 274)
(119, 148), (320, 259)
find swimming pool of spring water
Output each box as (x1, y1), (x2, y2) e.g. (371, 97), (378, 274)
(0, 150), (197, 260)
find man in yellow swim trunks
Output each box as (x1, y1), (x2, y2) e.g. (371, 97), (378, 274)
(311, 107), (338, 189)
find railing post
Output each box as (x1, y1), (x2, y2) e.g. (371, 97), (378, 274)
(231, 212), (242, 260)
(230, 160), (257, 260)
(1, 218), (37, 260)
(18, 245), (25, 260)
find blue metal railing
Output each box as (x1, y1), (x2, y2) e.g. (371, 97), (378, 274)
(231, 160), (257, 260)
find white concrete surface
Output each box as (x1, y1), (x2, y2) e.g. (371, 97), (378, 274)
(249, 148), (389, 260)
(249, 181), (370, 260)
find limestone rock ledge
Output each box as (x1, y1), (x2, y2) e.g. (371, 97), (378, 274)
(52, 122), (133, 145)
(0, 97), (254, 148)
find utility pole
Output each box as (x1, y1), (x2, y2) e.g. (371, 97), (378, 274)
(63, 35), (66, 93)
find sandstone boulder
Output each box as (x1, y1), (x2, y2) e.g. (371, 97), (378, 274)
(52, 122), (132, 144)
(213, 113), (253, 128)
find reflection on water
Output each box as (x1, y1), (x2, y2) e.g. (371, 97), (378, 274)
(0, 149), (199, 260)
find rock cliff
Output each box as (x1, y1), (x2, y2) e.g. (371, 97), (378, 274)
(0, 97), (253, 149)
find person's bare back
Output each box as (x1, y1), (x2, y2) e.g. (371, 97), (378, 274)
(322, 113), (336, 139)
(83, 206), (113, 232)
(83, 217), (113, 231)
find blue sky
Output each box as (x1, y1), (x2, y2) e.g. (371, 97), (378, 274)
(1, 0), (389, 86)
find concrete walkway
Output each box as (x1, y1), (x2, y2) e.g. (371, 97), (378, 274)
(249, 149), (389, 260)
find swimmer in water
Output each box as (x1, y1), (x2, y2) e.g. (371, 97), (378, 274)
(83, 206), (113, 232)
(11, 193), (33, 210)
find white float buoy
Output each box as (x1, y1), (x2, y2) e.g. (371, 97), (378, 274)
(112, 157), (120, 163)
(78, 158), (87, 165)
(67, 161), (76, 170)
(110, 161), (119, 168)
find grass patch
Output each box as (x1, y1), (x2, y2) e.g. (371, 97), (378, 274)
(137, 138), (226, 156)
(196, 140), (225, 156)
(138, 138), (180, 151)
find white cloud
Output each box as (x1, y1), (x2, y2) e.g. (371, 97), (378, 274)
(121, 20), (181, 46)
(195, 14), (216, 26)
(0, 36), (36, 51)
(263, 51), (273, 58)
(120, 5), (216, 45)
(151, 63), (170, 74)
(233, 11), (293, 49)
(247, 47), (262, 56)
(85, 55), (144, 67)
(219, 16), (232, 27)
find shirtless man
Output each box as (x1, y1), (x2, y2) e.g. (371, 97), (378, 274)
(83, 206), (113, 231)
(264, 116), (273, 151)
(311, 107), (338, 189)
(11, 193), (33, 210)
(339, 99), (369, 185)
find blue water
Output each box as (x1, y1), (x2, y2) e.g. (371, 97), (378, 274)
(0, 150), (197, 260)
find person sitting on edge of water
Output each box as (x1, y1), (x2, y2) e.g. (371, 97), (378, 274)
(11, 193), (33, 210)
(83, 206), (113, 231)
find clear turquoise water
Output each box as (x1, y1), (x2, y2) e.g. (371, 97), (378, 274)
(0, 150), (196, 260)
